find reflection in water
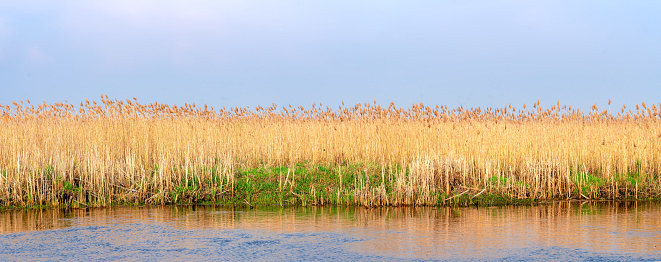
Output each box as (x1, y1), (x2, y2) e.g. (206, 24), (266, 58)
(1, 201), (660, 261)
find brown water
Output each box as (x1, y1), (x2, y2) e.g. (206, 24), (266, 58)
(1, 201), (660, 261)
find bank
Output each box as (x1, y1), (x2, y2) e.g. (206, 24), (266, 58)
(1, 162), (657, 210)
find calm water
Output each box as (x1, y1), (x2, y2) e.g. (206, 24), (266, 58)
(1, 201), (660, 261)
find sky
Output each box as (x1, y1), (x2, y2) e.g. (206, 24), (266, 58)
(1, 1), (660, 111)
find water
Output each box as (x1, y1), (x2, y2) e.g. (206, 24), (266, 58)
(1, 201), (660, 261)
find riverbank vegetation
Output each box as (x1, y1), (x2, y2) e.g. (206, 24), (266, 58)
(1, 96), (660, 209)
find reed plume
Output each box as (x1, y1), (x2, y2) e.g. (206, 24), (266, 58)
(1, 96), (659, 207)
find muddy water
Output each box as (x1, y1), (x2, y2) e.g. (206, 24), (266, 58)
(1, 202), (660, 261)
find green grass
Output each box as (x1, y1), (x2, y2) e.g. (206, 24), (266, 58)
(571, 172), (605, 195)
(489, 175), (529, 188)
(4, 162), (661, 210)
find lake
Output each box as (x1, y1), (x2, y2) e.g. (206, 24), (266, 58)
(1, 201), (660, 261)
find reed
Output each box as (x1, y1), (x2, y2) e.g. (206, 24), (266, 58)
(1, 96), (660, 208)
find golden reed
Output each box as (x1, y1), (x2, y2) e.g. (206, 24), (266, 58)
(1, 95), (660, 207)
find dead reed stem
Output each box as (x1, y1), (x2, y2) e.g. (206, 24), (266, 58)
(1, 97), (660, 207)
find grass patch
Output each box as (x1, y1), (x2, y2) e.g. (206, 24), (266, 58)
(2, 161), (660, 210)
(571, 172), (605, 196)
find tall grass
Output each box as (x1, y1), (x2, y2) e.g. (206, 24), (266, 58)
(1, 96), (660, 207)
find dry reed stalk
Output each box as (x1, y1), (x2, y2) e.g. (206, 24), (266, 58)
(0, 96), (660, 207)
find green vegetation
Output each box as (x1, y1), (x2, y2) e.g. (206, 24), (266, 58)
(571, 172), (605, 196)
(2, 97), (661, 210)
(4, 161), (658, 211)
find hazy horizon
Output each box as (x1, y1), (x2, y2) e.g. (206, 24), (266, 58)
(1, 1), (660, 111)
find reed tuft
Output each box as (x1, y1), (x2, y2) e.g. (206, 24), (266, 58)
(1, 96), (660, 208)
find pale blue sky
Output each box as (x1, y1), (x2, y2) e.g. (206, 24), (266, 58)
(1, 1), (660, 111)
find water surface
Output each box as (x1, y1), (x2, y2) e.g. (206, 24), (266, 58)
(1, 201), (660, 261)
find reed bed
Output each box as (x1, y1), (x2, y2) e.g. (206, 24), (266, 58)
(1, 96), (660, 208)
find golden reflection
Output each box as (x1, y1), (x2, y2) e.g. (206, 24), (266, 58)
(1, 201), (660, 258)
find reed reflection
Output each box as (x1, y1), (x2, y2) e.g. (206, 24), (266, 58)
(1, 201), (659, 259)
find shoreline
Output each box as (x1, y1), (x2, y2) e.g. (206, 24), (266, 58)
(1, 163), (658, 211)
(2, 198), (658, 212)
(3, 98), (660, 211)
